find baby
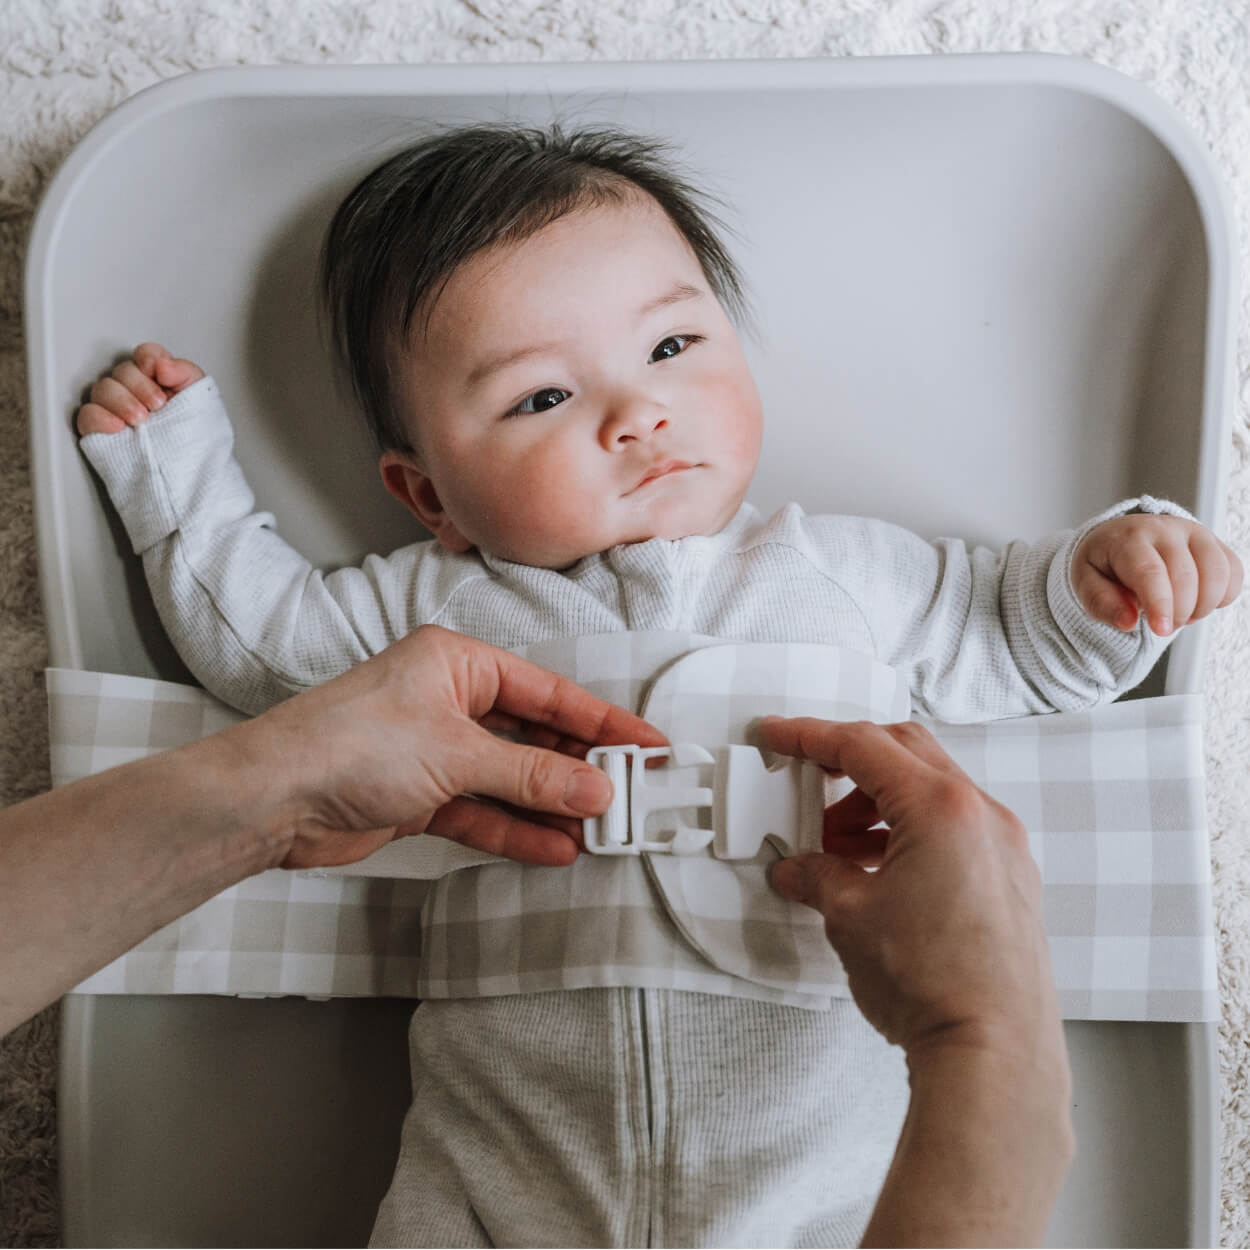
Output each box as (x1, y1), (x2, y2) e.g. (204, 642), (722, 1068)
(77, 123), (1242, 1247)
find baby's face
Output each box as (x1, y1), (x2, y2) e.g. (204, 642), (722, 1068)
(380, 193), (763, 568)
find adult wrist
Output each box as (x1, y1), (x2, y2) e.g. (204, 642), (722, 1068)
(906, 1018), (1076, 1196)
(907, 1012), (1073, 1119)
(182, 716), (303, 872)
(863, 1022), (1074, 1248)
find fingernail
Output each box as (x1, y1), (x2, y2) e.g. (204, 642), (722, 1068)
(150, 393), (165, 409)
(1157, 616), (1172, 635)
(769, 859), (806, 902)
(564, 767), (610, 815)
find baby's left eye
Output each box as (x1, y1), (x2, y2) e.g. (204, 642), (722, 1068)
(649, 334), (702, 362)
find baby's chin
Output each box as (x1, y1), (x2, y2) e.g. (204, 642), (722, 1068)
(618, 489), (746, 544)
(476, 494), (750, 568)
(484, 525), (706, 570)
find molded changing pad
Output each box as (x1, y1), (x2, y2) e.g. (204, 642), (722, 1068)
(26, 55), (1234, 1247)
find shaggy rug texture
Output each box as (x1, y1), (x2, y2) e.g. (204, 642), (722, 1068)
(1, 0), (1248, 1245)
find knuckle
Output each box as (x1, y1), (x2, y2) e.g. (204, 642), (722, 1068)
(435, 800), (490, 851)
(517, 749), (558, 806)
(823, 910), (851, 948)
(996, 802), (1029, 846)
(892, 720), (935, 747)
(1171, 561), (1198, 589)
(932, 774), (984, 822)
(1123, 551), (1164, 582)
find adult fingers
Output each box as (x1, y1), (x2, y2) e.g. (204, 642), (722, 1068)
(486, 645), (667, 750)
(421, 794), (580, 866)
(512, 722), (595, 760)
(821, 828), (889, 867)
(822, 784), (882, 838)
(489, 798), (586, 848)
(477, 709), (524, 736)
(480, 715), (636, 763)
(769, 851), (867, 915)
(760, 717), (961, 784)
(822, 786), (889, 863)
(759, 717), (974, 835)
(449, 721), (618, 822)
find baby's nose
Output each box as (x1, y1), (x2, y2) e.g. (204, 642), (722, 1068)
(601, 398), (669, 448)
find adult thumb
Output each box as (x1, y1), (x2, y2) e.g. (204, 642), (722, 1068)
(470, 725), (614, 817)
(769, 852), (866, 912)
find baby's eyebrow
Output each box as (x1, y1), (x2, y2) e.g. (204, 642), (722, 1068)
(464, 340), (561, 390)
(463, 281), (705, 391)
(636, 281), (704, 319)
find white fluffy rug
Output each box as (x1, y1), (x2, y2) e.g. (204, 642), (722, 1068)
(1, 1), (1248, 1245)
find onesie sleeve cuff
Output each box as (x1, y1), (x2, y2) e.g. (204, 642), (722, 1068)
(1046, 495), (1197, 691)
(79, 376), (258, 554)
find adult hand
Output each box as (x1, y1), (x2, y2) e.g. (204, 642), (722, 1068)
(761, 717), (1073, 1247)
(245, 624), (668, 870)
(762, 717), (1055, 1056)
(0, 625), (666, 1035)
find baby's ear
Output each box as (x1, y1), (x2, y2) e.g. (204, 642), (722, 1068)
(378, 451), (474, 553)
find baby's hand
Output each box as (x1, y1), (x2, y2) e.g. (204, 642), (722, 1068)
(76, 342), (205, 436)
(1072, 513), (1243, 635)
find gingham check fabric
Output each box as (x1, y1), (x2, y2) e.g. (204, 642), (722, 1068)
(47, 668), (430, 998)
(46, 637), (1216, 1020)
(412, 635), (907, 1010)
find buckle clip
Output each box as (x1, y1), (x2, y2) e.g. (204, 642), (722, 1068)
(583, 743), (823, 859)
(582, 743), (716, 856)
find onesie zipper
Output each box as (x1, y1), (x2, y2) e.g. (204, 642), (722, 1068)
(637, 987), (656, 1248)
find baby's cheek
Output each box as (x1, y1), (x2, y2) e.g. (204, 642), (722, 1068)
(484, 448), (596, 543)
(713, 378), (764, 474)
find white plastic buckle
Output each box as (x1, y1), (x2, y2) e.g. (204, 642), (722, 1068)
(582, 743), (716, 855)
(582, 743), (824, 859)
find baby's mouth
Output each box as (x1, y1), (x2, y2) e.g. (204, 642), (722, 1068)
(631, 459), (696, 492)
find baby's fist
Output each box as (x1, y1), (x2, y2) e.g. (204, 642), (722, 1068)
(1072, 513), (1243, 635)
(76, 343), (205, 436)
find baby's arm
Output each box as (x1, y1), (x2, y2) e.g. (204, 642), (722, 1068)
(77, 345), (446, 715)
(807, 501), (1240, 722)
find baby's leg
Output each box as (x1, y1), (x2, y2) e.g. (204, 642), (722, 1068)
(370, 990), (647, 1248)
(370, 989), (907, 1249)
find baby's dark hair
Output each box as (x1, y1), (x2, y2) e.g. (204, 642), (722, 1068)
(318, 121), (749, 453)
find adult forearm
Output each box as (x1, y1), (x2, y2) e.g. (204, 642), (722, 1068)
(0, 720), (289, 1036)
(862, 1034), (1075, 1247)
(0, 626), (661, 1037)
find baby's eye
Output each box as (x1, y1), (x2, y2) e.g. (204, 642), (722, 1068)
(506, 387), (569, 418)
(649, 334), (703, 362)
